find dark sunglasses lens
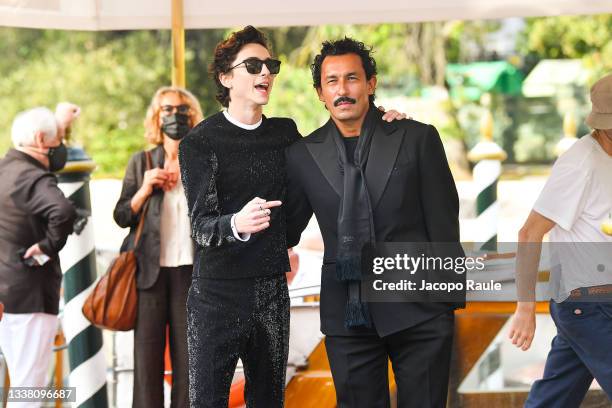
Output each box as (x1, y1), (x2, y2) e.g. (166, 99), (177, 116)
(266, 59), (281, 74)
(242, 58), (281, 74)
(244, 59), (264, 74)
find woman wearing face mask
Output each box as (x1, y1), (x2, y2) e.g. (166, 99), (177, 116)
(113, 86), (203, 408)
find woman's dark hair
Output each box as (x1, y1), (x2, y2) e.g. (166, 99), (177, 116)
(209, 26), (270, 107)
(311, 37), (377, 103)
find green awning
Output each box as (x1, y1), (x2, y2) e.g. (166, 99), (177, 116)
(446, 61), (524, 101)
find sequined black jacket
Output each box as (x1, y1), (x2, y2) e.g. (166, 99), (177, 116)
(179, 112), (301, 279)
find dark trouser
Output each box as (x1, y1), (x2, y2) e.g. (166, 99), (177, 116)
(187, 274), (290, 408)
(525, 301), (612, 408)
(133, 265), (192, 408)
(325, 310), (455, 408)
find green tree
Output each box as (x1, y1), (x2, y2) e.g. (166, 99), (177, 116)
(0, 28), (236, 177)
(519, 15), (612, 81)
(0, 30), (171, 176)
(0, 21), (510, 176)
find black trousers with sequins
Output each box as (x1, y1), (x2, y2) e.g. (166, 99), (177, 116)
(187, 274), (290, 408)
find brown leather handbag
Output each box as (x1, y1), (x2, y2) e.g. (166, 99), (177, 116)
(82, 151), (152, 331)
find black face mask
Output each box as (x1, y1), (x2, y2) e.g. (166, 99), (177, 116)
(161, 113), (191, 140)
(47, 143), (68, 172)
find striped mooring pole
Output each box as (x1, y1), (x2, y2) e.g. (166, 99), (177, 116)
(468, 110), (507, 251)
(57, 147), (108, 407)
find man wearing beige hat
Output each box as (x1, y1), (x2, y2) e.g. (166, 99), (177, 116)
(509, 73), (612, 407)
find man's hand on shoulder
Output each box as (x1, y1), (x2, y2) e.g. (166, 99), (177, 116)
(377, 106), (412, 122)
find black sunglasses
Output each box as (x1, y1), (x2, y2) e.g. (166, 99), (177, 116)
(229, 57), (281, 75)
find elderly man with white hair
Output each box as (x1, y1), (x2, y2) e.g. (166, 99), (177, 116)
(0, 106), (77, 407)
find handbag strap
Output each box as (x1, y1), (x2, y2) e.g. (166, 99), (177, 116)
(133, 150), (152, 248)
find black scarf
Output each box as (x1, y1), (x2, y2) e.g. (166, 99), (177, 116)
(332, 104), (380, 329)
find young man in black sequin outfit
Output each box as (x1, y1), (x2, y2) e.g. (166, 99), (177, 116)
(179, 26), (298, 408)
(180, 27), (404, 408)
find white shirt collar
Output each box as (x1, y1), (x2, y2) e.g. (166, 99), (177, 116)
(223, 110), (262, 130)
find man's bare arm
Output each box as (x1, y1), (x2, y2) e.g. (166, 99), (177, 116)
(508, 210), (555, 350)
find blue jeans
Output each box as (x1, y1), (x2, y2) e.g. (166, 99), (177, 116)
(525, 300), (612, 408)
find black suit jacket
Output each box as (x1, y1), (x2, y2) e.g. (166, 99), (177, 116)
(113, 145), (194, 290)
(285, 115), (464, 337)
(0, 149), (76, 314)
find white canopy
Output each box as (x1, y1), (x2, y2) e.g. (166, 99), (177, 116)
(1, 0), (612, 30)
(522, 59), (590, 98)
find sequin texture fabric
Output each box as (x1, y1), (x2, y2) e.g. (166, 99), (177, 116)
(187, 274), (290, 408)
(179, 112), (301, 407)
(179, 112), (301, 280)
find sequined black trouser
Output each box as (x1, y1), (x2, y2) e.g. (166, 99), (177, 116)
(187, 274), (290, 408)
